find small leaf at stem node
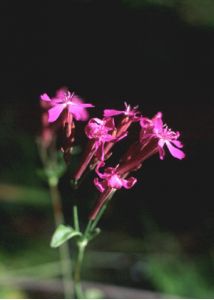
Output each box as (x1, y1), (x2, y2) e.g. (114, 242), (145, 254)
(50, 224), (82, 248)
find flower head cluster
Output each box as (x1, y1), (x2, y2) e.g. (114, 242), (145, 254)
(39, 87), (185, 221)
(89, 111), (185, 220)
(73, 103), (139, 182)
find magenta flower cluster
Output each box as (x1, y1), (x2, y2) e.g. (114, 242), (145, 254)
(40, 88), (185, 220)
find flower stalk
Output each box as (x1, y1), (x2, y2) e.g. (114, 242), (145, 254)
(37, 131), (73, 298)
(72, 197), (112, 298)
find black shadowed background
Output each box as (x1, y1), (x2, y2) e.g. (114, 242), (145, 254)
(0, 0), (213, 298)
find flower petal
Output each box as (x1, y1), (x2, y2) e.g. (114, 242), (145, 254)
(69, 96), (94, 121)
(101, 134), (115, 142)
(153, 112), (163, 132)
(158, 145), (165, 160)
(48, 104), (65, 122)
(140, 117), (152, 128)
(104, 117), (115, 130)
(95, 161), (106, 179)
(104, 109), (124, 117)
(171, 140), (183, 148)
(40, 93), (51, 101)
(94, 178), (107, 192)
(85, 119), (100, 139)
(158, 139), (165, 148)
(56, 88), (68, 99)
(68, 104), (88, 121)
(122, 177), (137, 189)
(166, 141), (185, 160)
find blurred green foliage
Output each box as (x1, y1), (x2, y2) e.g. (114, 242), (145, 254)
(0, 286), (26, 299)
(146, 253), (214, 298)
(0, 189), (213, 298)
(142, 229), (214, 298)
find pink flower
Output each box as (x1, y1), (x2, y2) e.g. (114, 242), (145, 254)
(73, 117), (128, 182)
(85, 117), (127, 161)
(99, 103), (140, 161)
(85, 118), (115, 141)
(104, 102), (140, 120)
(40, 88), (94, 123)
(89, 111), (185, 221)
(140, 112), (185, 160)
(94, 162), (137, 192)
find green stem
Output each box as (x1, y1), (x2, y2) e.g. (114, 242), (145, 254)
(90, 201), (108, 232)
(90, 190), (116, 232)
(84, 219), (93, 238)
(49, 180), (73, 299)
(72, 190), (116, 298)
(73, 205), (80, 232)
(73, 239), (87, 298)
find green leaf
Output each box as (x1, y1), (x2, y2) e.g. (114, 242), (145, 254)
(50, 224), (82, 248)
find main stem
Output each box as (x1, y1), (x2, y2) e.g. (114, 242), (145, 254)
(49, 180), (73, 299)
(73, 240), (87, 298)
(72, 191), (114, 298)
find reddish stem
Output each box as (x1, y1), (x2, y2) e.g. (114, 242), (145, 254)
(89, 188), (113, 220)
(73, 140), (96, 181)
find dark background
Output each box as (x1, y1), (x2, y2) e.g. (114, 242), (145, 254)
(0, 0), (213, 298)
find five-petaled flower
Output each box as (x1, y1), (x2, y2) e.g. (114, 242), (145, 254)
(99, 103), (140, 160)
(40, 88), (94, 123)
(140, 112), (185, 160)
(94, 162), (137, 193)
(85, 117), (127, 161)
(104, 102), (140, 121)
